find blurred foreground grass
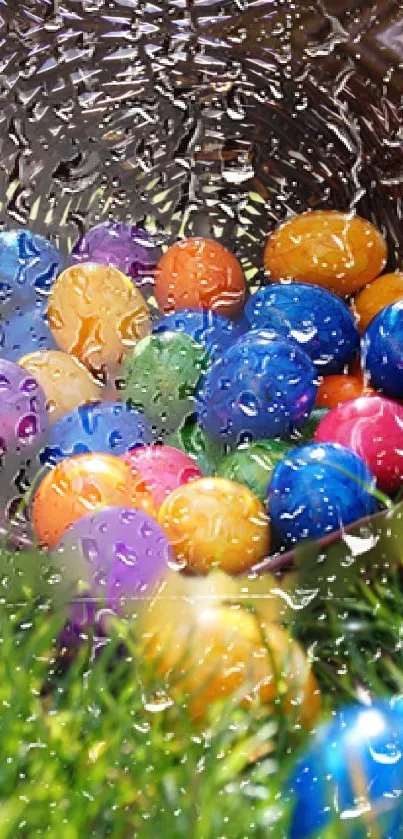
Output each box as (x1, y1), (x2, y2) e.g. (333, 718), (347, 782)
(0, 548), (403, 838)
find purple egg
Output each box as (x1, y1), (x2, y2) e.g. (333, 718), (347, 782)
(70, 222), (160, 288)
(0, 359), (48, 458)
(52, 506), (173, 623)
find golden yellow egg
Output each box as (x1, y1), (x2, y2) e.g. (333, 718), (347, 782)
(48, 262), (150, 375)
(19, 350), (101, 422)
(157, 477), (271, 575)
(264, 211), (387, 296)
(139, 574), (320, 727)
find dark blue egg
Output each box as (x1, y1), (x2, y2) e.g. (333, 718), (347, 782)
(152, 308), (247, 361)
(0, 305), (56, 361)
(363, 301), (403, 398)
(0, 230), (64, 311)
(290, 698), (403, 839)
(268, 441), (377, 545)
(40, 401), (153, 467)
(196, 330), (318, 445)
(245, 283), (359, 374)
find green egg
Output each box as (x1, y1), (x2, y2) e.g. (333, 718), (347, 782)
(290, 407), (330, 444)
(122, 331), (209, 436)
(217, 438), (293, 502)
(166, 418), (224, 476)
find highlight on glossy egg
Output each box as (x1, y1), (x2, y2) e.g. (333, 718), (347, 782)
(315, 395), (403, 493)
(70, 222), (160, 288)
(264, 211), (387, 296)
(32, 453), (156, 549)
(153, 307), (247, 362)
(18, 350), (101, 423)
(217, 439), (293, 503)
(154, 237), (246, 318)
(268, 442), (377, 546)
(157, 476), (271, 575)
(0, 229), (64, 310)
(363, 301), (403, 399)
(123, 331), (209, 436)
(123, 445), (202, 509)
(245, 283), (359, 374)
(316, 373), (376, 408)
(197, 330), (318, 444)
(353, 271), (403, 333)
(0, 358), (48, 459)
(41, 401), (153, 467)
(139, 577), (320, 725)
(47, 262), (150, 375)
(52, 506), (173, 621)
(289, 698), (403, 839)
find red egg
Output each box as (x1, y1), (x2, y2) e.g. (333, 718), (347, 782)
(123, 445), (202, 509)
(314, 396), (403, 493)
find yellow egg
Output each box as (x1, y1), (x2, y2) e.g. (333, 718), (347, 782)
(48, 262), (150, 375)
(18, 350), (101, 422)
(139, 575), (320, 726)
(157, 477), (271, 575)
(264, 211), (387, 296)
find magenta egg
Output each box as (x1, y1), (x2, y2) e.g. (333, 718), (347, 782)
(314, 395), (403, 493)
(123, 445), (203, 509)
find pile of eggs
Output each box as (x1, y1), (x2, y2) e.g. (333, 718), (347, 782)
(1, 211), (402, 722)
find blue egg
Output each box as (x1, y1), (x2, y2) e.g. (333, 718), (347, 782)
(40, 401), (153, 467)
(245, 283), (359, 374)
(0, 305), (56, 361)
(268, 441), (377, 545)
(152, 308), (247, 361)
(363, 301), (403, 398)
(0, 230), (64, 310)
(289, 698), (403, 839)
(196, 330), (318, 445)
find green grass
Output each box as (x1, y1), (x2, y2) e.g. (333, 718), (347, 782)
(1, 549), (403, 838)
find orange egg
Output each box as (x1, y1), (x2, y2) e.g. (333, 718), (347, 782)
(154, 237), (246, 318)
(157, 477), (270, 575)
(140, 589), (320, 726)
(264, 211), (387, 296)
(353, 272), (403, 333)
(48, 263), (150, 376)
(18, 350), (101, 422)
(32, 453), (155, 549)
(316, 374), (377, 408)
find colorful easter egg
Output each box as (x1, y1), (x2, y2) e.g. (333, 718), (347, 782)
(0, 305), (56, 361)
(316, 373), (376, 408)
(217, 439), (293, 502)
(47, 262), (150, 376)
(0, 358), (48, 458)
(166, 418), (225, 476)
(264, 211), (387, 296)
(0, 229), (63, 310)
(315, 396), (403, 493)
(268, 442), (377, 546)
(353, 272), (403, 333)
(245, 283), (359, 373)
(197, 331), (318, 444)
(32, 453), (155, 548)
(18, 350), (101, 423)
(153, 308), (247, 362)
(290, 699), (403, 839)
(123, 332), (209, 436)
(157, 476), (270, 575)
(52, 506), (172, 620)
(154, 237), (246, 318)
(70, 222), (160, 289)
(140, 586), (320, 725)
(123, 445), (202, 509)
(363, 302), (403, 399)
(41, 402), (153, 467)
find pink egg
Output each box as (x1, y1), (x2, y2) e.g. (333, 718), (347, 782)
(314, 396), (403, 493)
(123, 445), (202, 508)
